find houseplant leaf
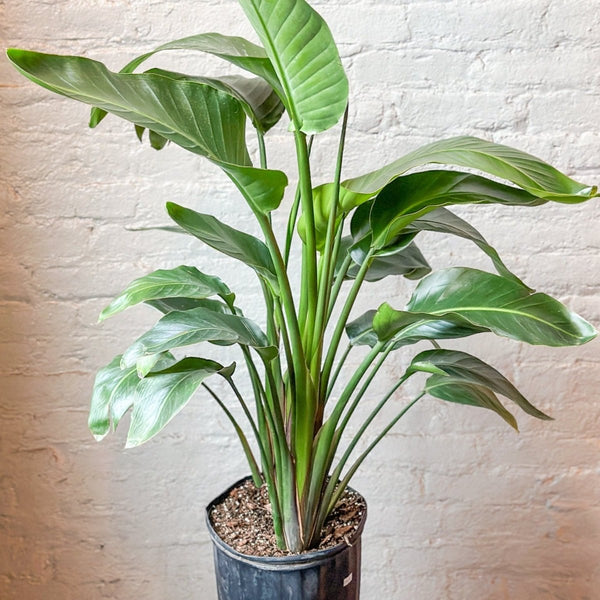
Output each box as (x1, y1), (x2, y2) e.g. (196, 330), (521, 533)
(126, 357), (231, 447)
(404, 268), (597, 346)
(166, 202), (278, 288)
(406, 207), (528, 288)
(143, 68), (284, 134)
(341, 238), (432, 282)
(407, 349), (551, 420)
(121, 307), (277, 367)
(344, 136), (598, 202)
(89, 31), (282, 128)
(424, 376), (519, 431)
(6, 49), (287, 214)
(237, 0), (348, 133)
(89, 352), (176, 439)
(368, 170), (553, 249)
(348, 307), (486, 349)
(6, 49), (250, 163)
(146, 297), (234, 316)
(99, 266), (235, 321)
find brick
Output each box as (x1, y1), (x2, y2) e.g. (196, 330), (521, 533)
(1, 1), (599, 599)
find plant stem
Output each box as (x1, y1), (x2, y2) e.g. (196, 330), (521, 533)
(294, 131), (318, 351)
(311, 106), (349, 384)
(321, 248), (375, 394)
(326, 343), (352, 398)
(326, 392), (424, 516)
(284, 136), (313, 267)
(327, 253), (352, 322)
(201, 382), (263, 485)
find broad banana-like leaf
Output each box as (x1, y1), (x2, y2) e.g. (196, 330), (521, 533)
(405, 268), (596, 346)
(338, 236), (431, 282)
(99, 266), (234, 322)
(238, 0), (348, 133)
(121, 306), (277, 367)
(406, 207), (529, 289)
(89, 352), (176, 439)
(344, 136), (598, 202)
(425, 376), (519, 431)
(368, 170), (548, 250)
(7, 49), (287, 214)
(143, 68), (284, 134)
(166, 202), (278, 289)
(146, 297), (234, 316)
(347, 307), (486, 349)
(126, 358), (231, 447)
(407, 349), (551, 420)
(89, 32), (281, 127)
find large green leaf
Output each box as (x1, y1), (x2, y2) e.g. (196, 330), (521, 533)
(146, 297), (234, 316)
(7, 50), (250, 163)
(348, 306), (486, 349)
(121, 307), (277, 367)
(368, 170), (549, 249)
(89, 352), (176, 440)
(344, 136), (598, 202)
(339, 236), (431, 282)
(406, 207), (528, 289)
(144, 68), (284, 134)
(88, 32), (282, 127)
(407, 349), (551, 420)
(99, 266), (234, 322)
(425, 376), (519, 431)
(7, 49), (287, 214)
(126, 358), (230, 447)
(91, 32), (280, 105)
(405, 268), (597, 346)
(238, 0), (348, 133)
(166, 202), (278, 288)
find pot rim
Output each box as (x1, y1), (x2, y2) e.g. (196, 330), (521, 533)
(205, 475), (367, 569)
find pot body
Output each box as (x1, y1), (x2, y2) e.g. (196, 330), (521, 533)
(206, 478), (367, 600)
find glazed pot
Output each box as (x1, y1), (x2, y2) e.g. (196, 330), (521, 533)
(206, 478), (367, 600)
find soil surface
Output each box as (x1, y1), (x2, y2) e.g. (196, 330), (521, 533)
(209, 479), (366, 557)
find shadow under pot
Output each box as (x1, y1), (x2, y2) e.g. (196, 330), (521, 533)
(206, 477), (368, 600)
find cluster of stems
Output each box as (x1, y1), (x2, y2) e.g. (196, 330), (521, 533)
(209, 107), (420, 553)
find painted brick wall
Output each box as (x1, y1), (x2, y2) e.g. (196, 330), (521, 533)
(1, 1), (599, 599)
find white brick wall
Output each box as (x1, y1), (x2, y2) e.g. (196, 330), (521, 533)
(1, 1), (599, 599)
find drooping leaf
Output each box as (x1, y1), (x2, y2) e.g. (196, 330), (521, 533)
(126, 358), (231, 447)
(406, 207), (529, 289)
(238, 0), (348, 133)
(166, 202), (278, 289)
(7, 49), (287, 214)
(407, 349), (551, 420)
(89, 356), (138, 440)
(145, 68), (284, 134)
(146, 297), (234, 316)
(99, 266), (235, 322)
(121, 307), (277, 367)
(7, 50), (250, 163)
(368, 170), (549, 250)
(344, 136), (598, 202)
(89, 32), (282, 127)
(348, 306), (486, 349)
(425, 376), (519, 431)
(89, 352), (176, 439)
(406, 268), (597, 346)
(344, 238), (431, 282)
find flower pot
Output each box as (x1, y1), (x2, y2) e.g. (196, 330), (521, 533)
(206, 478), (367, 600)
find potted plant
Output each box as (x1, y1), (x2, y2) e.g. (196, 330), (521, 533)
(7, 0), (598, 598)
